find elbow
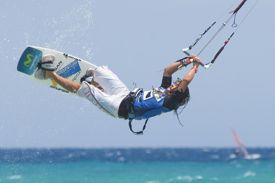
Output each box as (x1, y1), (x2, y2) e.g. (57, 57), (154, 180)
(163, 68), (172, 77)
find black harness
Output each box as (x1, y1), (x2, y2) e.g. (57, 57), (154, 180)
(118, 88), (149, 135)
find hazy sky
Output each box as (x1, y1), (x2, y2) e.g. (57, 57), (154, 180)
(0, 0), (274, 148)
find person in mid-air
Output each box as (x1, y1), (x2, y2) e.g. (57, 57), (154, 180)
(35, 55), (201, 134)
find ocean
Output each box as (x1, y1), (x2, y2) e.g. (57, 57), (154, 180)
(0, 148), (274, 183)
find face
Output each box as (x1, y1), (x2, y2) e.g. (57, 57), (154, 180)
(166, 84), (179, 95)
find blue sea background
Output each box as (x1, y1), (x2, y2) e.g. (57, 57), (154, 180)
(0, 148), (274, 183)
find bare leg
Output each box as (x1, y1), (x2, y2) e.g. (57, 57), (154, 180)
(46, 71), (81, 93)
(45, 71), (105, 93)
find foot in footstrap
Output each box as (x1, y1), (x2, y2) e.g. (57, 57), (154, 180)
(34, 55), (57, 80)
(80, 68), (94, 84)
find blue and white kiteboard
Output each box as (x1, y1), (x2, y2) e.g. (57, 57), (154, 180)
(17, 46), (97, 93)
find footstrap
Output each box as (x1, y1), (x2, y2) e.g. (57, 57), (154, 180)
(38, 61), (56, 71)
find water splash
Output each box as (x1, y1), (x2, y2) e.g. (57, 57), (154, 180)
(43, 0), (94, 60)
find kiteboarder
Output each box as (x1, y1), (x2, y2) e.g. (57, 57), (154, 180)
(35, 54), (201, 134)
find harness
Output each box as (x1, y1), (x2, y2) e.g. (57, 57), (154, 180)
(119, 88), (170, 135)
(127, 88), (149, 135)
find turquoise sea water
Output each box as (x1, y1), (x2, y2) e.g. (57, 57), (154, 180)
(0, 148), (274, 183)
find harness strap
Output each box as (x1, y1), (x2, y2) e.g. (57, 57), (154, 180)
(128, 119), (149, 135)
(126, 88), (151, 135)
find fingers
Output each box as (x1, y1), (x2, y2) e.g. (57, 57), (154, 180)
(187, 55), (201, 66)
(190, 55), (201, 62)
(188, 55), (203, 71)
(184, 55), (204, 70)
(186, 55), (200, 62)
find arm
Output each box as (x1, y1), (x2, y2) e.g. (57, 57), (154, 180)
(163, 57), (195, 77)
(163, 61), (182, 77)
(177, 61), (199, 92)
(46, 71), (81, 93)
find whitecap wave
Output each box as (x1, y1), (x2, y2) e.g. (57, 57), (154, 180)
(210, 177), (219, 181)
(243, 171), (256, 177)
(169, 175), (204, 182)
(7, 175), (22, 180)
(146, 181), (159, 183)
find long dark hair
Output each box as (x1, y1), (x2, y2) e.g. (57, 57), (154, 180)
(178, 87), (190, 107)
(174, 87), (190, 127)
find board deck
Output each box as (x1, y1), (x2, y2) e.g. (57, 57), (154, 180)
(17, 46), (97, 93)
